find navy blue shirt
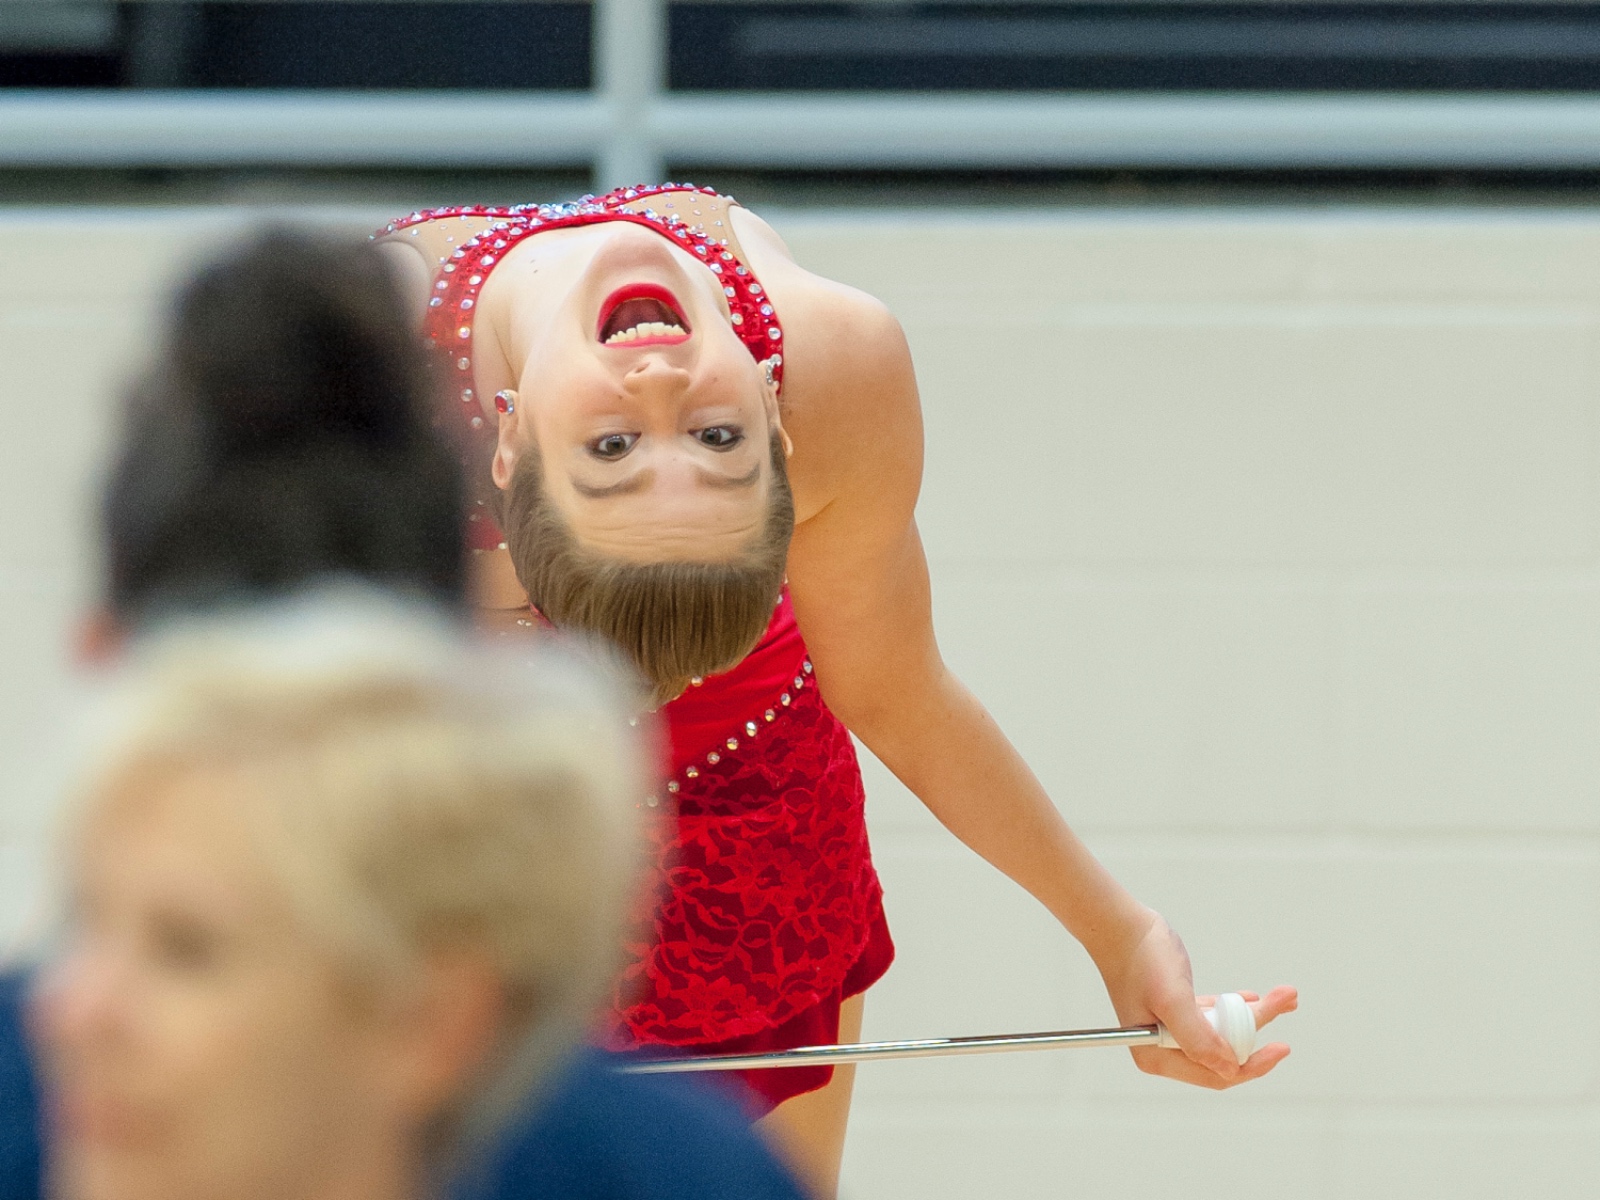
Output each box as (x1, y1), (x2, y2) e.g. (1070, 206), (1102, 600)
(0, 973), (39, 1200)
(451, 1051), (804, 1200)
(0, 972), (801, 1200)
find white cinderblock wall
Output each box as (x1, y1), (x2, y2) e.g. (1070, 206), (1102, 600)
(3, 207), (1598, 1199)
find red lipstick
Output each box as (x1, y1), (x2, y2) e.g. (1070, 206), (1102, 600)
(597, 283), (692, 346)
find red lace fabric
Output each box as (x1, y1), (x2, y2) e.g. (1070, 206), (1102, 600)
(381, 187), (891, 1055)
(608, 592), (889, 1047)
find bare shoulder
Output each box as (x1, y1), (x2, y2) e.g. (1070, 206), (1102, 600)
(374, 239), (433, 315)
(730, 206), (923, 522)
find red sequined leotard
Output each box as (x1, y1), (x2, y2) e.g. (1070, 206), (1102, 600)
(379, 186), (893, 1113)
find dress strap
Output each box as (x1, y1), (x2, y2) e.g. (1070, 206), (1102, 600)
(614, 188), (755, 275)
(375, 212), (501, 278)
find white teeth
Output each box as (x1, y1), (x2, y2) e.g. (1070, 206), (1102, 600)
(605, 321), (686, 345)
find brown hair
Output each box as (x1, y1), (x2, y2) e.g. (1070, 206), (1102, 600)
(502, 433), (794, 706)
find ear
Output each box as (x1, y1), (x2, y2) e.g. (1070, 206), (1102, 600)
(758, 360), (794, 459)
(371, 951), (508, 1125)
(73, 609), (127, 668)
(489, 390), (523, 492)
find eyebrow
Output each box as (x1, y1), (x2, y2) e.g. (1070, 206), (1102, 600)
(571, 460), (762, 499)
(698, 461), (763, 491)
(572, 470), (654, 499)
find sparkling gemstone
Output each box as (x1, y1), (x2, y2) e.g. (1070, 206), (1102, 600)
(457, 357), (471, 370)
(452, 249), (466, 259)
(480, 255), (495, 266)
(429, 297), (442, 307)
(443, 263), (456, 273)
(435, 279), (449, 291)
(730, 313), (743, 325)
(760, 304), (774, 316)
(470, 417), (484, 429)
(765, 709), (775, 721)
(493, 239), (507, 249)
(469, 274), (483, 285)
(724, 286), (736, 297)
(461, 389), (475, 403)
(780, 693), (791, 706)
(458, 327), (471, 339)
(794, 676), (804, 689)
(624, 189), (638, 198)
(690, 675), (704, 687)
(745, 721), (758, 736)
(768, 327), (781, 340)
(666, 781), (679, 794)
(804, 661), (813, 674)
(710, 263), (723, 274)
(736, 266), (748, 276)
(686, 765), (699, 779)
(749, 283), (763, 296)
(460, 298), (474, 310)
(695, 245), (708, 256)
(720, 252), (733, 262)
(725, 738), (738, 751)
(707, 751), (720, 765)
(645, 795), (659, 808)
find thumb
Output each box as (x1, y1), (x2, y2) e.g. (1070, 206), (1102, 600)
(1160, 998), (1239, 1079)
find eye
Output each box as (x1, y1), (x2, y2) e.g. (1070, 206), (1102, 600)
(695, 426), (743, 450)
(148, 909), (223, 973)
(589, 432), (638, 460)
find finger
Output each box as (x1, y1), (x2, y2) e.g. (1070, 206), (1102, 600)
(1194, 990), (1262, 1008)
(1128, 1046), (1236, 1090)
(1156, 996), (1240, 1079)
(1129, 1041), (1291, 1090)
(1248, 985), (1299, 1030)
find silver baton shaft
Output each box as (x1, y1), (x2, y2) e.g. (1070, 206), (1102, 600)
(619, 1024), (1164, 1073)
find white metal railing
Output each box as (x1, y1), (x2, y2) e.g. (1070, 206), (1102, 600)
(9, 0), (1600, 182)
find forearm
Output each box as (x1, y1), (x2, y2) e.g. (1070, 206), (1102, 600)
(843, 668), (1153, 971)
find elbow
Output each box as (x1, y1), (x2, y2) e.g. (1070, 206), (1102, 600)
(816, 658), (949, 753)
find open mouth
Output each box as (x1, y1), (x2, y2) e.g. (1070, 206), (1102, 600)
(597, 283), (692, 347)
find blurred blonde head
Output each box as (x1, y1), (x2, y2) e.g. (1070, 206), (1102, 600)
(32, 589), (648, 1200)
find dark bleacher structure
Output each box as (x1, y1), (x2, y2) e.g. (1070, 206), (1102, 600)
(12, 1), (1600, 94)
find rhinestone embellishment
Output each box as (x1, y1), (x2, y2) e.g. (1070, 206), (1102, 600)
(389, 184), (785, 555)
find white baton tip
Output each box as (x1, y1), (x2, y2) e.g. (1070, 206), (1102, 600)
(1157, 992), (1255, 1065)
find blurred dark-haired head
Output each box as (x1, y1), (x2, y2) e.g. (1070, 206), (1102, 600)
(103, 229), (466, 627)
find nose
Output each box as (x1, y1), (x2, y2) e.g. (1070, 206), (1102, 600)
(30, 941), (128, 1061)
(621, 356), (691, 400)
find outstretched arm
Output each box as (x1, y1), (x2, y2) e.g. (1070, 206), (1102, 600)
(784, 297), (1294, 1087)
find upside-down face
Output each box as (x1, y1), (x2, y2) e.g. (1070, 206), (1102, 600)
(489, 221), (788, 564)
